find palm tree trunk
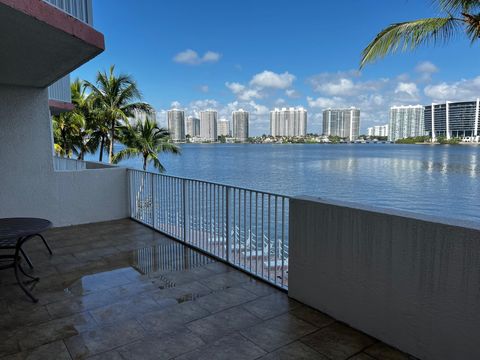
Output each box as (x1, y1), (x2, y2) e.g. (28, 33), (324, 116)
(108, 119), (115, 163)
(143, 155), (147, 171)
(99, 135), (105, 162)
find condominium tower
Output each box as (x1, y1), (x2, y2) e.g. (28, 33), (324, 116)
(389, 105), (425, 141)
(424, 100), (480, 141)
(200, 110), (218, 141)
(232, 109), (249, 141)
(322, 108), (360, 141)
(367, 124), (389, 137)
(167, 109), (185, 142)
(217, 119), (230, 137)
(185, 116), (200, 137)
(270, 107), (307, 137)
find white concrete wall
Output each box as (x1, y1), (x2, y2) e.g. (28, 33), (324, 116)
(289, 196), (480, 360)
(0, 85), (128, 227)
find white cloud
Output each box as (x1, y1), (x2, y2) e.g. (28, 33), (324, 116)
(225, 82), (262, 101)
(395, 82), (419, 99)
(317, 78), (356, 96)
(250, 70), (296, 89)
(173, 49), (221, 65)
(199, 85), (209, 93)
(424, 76), (480, 102)
(307, 96), (344, 109)
(415, 61), (438, 74)
(285, 89), (300, 98)
(170, 101), (181, 108)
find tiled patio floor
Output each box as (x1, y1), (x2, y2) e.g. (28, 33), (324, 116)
(0, 219), (414, 360)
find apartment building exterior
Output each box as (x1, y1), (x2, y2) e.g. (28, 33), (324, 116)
(44, 0), (94, 114)
(167, 109), (186, 142)
(217, 119), (230, 137)
(232, 109), (249, 142)
(200, 110), (218, 141)
(367, 124), (389, 137)
(270, 107), (307, 137)
(389, 105), (425, 141)
(185, 116), (200, 138)
(424, 100), (480, 142)
(322, 107), (360, 141)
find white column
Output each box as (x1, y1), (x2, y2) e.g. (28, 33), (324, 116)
(349, 109), (353, 141)
(446, 101), (451, 140)
(431, 103), (436, 142)
(474, 98), (479, 142)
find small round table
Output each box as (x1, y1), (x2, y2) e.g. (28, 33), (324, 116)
(0, 218), (52, 302)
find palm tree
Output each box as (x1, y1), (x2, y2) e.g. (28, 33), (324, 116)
(52, 110), (83, 158)
(85, 65), (152, 163)
(360, 0), (480, 68)
(113, 117), (180, 172)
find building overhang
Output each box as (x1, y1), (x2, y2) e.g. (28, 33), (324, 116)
(0, 0), (105, 88)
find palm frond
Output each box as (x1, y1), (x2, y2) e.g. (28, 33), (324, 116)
(360, 17), (461, 68)
(111, 147), (141, 164)
(437, 0), (480, 12)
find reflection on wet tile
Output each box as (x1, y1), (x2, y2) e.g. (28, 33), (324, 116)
(240, 313), (317, 352)
(242, 292), (300, 320)
(64, 319), (145, 359)
(301, 322), (376, 360)
(187, 306), (262, 343)
(195, 287), (258, 313)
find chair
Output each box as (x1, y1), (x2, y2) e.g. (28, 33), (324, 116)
(0, 234), (52, 269)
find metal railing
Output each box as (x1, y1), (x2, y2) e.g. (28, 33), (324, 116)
(128, 169), (290, 289)
(43, 0), (93, 25)
(53, 156), (86, 171)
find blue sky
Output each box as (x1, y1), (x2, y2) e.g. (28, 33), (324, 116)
(73, 0), (480, 135)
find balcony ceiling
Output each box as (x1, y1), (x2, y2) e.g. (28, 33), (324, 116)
(0, 0), (104, 88)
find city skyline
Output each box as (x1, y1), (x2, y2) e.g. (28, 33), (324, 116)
(73, 1), (480, 136)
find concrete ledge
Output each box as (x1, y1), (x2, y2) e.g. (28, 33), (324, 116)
(0, 0), (104, 87)
(288, 196), (480, 360)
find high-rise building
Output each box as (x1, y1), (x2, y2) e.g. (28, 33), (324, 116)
(270, 107), (307, 137)
(389, 105), (424, 141)
(424, 100), (480, 142)
(322, 108), (360, 141)
(200, 110), (218, 141)
(367, 124), (389, 137)
(232, 109), (249, 141)
(217, 119), (230, 137)
(185, 116), (200, 137)
(167, 109), (185, 142)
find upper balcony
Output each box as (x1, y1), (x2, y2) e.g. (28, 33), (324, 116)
(0, 0), (104, 89)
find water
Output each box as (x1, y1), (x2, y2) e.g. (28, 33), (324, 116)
(87, 143), (480, 224)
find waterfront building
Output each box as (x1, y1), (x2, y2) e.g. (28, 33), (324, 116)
(322, 107), (360, 141)
(367, 124), (389, 137)
(200, 110), (218, 141)
(185, 116), (200, 137)
(232, 109), (249, 141)
(167, 109), (186, 142)
(424, 100), (480, 142)
(217, 119), (230, 137)
(388, 105), (425, 141)
(45, 0), (93, 115)
(270, 107), (307, 137)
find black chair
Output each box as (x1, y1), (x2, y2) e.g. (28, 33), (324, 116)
(0, 234), (53, 269)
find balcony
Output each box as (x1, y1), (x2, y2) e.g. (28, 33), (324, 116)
(0, 218), (409, 359)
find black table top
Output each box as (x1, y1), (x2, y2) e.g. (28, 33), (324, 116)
(0, 218), (52, 240)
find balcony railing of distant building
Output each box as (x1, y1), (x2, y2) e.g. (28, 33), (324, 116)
(127, 169), (290, 289)
(42, 0), (93, 25)
(48, 75), (71, 104)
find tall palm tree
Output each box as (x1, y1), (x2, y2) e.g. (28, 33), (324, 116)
(360, 0), (480, 68)
(85, 65), (152, 163)
(52, 110), (83, 158)
(113, 117), (180, 172)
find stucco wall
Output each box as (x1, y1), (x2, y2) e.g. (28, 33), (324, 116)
(288, 196), (480, 360)
(0, 85), (128, 226)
